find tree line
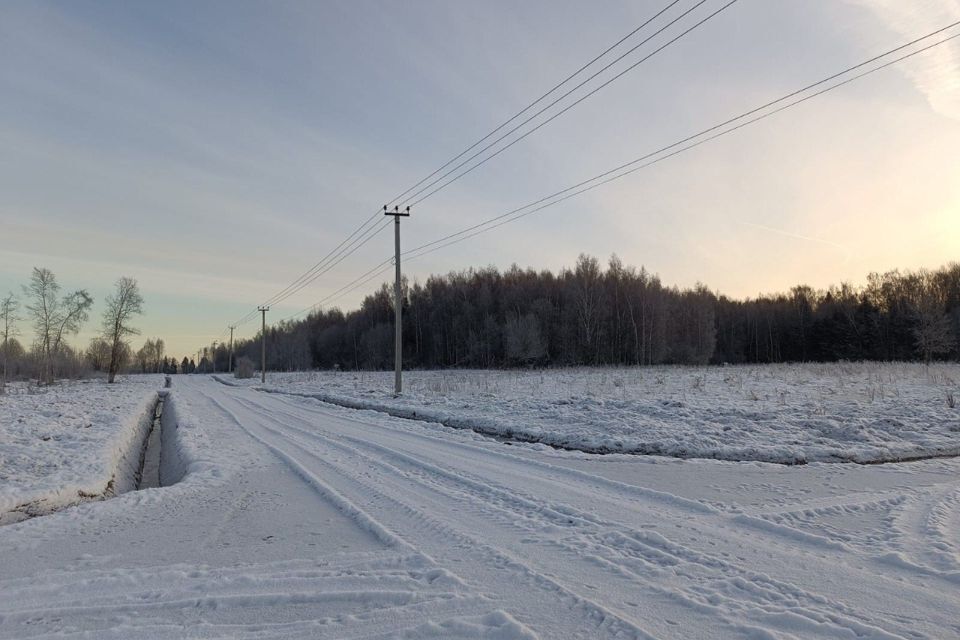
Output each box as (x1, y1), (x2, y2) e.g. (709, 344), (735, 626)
(220, 255), (959, 372)
(0, 267), (163, 388)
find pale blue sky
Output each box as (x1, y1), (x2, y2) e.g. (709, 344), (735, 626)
(1, 0), (959, 356)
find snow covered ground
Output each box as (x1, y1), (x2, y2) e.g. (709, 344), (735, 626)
(229, 363), (960, 464)
(1, 372), (959, 638)
(0, 376), (164, 524)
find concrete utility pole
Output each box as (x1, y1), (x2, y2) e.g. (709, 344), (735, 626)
(383, 205), (410, 395)
(228, 326), (235, 374)
(258, 306), (269, 383)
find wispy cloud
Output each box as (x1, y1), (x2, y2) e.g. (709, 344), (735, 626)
(738, 221), (851, 261)
(848, 0), (960, 120)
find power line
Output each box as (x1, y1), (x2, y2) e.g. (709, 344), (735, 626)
(400, 0), (740, 208)
(225, 1), (692, 332)
(398, 23), (960, 263)
(385, 0), (684, 206)
(230, 217), (391, 328)
(256, 211), (384, 308)
(278, 259), (394, 323)
(261, 218), (392, 307)
(228, 20), (960, 341)
(249, 20), (960, 330)
(275, 23), (960, 322)
(268, 6), (960, 312)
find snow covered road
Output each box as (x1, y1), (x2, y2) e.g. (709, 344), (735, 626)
(2, 376), (959, 638)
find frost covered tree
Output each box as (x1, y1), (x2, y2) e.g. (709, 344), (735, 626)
(135, 338), (166, 373)
(135, 342), (150, 373)
(504, 313), (546, 364)
(152, 338), (165, 373)
(234, 356), (255, 379)
(572, 254), (604, 361)
(1, 292), (20, 388)
(23, 267), (93, 384)
(102, 277), (144, 383)
(913, 303), (955, 363)
(86, 337), (112, 372)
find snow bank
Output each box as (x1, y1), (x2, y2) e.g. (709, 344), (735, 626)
(231, 363), (960, 464)
(0, 376), (164, 522)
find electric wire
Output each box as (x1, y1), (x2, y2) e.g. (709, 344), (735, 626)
(254, 2), (958, 326)
(400, 23), (960, 262)
(384, 0), (684, 206)
(279, 259), (395, 323)
(226, 12), (960, 348)
(400, 0), (739, 208)
(279, 22), (960, 329)
(231, 217), (391, 328)
(255, 211), (383, 309)
(262, 218), (392, 306)
(224, 0), (693, 333)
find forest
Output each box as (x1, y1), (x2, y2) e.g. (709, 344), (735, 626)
(219, 255), (960, 372)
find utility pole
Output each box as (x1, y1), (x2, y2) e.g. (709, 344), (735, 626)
(383, 205), (410, 395)
(258, 306), (269, 383)
(228, 326), (235, 374)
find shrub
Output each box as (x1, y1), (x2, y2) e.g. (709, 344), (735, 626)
(235, 357), (255, 379)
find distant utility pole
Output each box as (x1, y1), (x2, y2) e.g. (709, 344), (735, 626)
(383, 205), (410, 395)
(212, 341), (218, 374)
(228, 326), (235, 374)
(258, 306), (269, 383)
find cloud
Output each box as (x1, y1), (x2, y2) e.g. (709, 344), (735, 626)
(737, 221), (850, 260)
(848, 0), (960, 120)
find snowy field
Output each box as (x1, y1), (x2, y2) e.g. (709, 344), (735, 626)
(233, 363), (960, 464)
(1, 374), (959, 638)
(0, 376), (163, 524)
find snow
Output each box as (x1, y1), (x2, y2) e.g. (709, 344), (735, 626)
(0, 376), (164, 523)
(228, 363), (960, 464)
(0, 371), (959, 638)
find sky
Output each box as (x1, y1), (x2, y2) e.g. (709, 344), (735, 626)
(1, 0), (959, 357)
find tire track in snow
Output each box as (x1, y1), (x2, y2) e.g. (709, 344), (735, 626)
(0, 550), (495, 639)
(887, 485), (960, 578)
(230, 381), (960, 639)
(271, 401), (921, 638)
(263, 389), (717, 515)
(220, 385), (930, 639)
(0, 386), (530, 640)
(199, 384), (663, 639)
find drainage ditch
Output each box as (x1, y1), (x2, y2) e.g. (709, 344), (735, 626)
(1, 386), (180, 526)
(135, 392), (165, 490)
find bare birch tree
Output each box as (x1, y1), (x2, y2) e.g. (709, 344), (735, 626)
(23, 268), (93, 384)
(572, 254), (604, 363)
(102, 277), (144, 383)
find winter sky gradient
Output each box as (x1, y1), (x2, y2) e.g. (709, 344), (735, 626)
(1, 0), (959, 356)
